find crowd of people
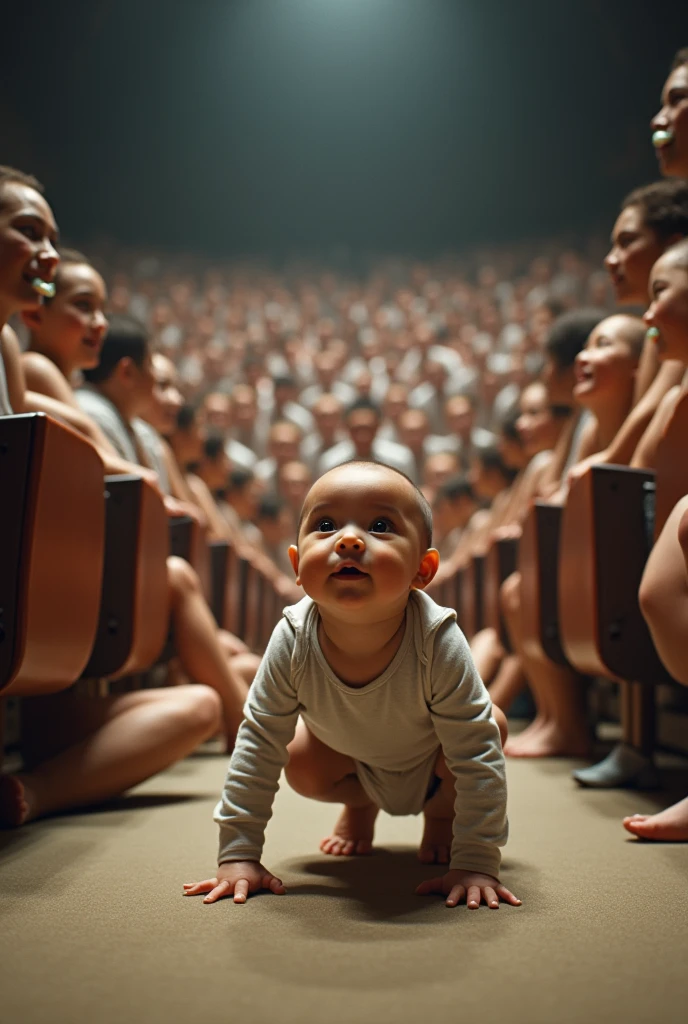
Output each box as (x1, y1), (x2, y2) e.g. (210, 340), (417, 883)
(0, 48), (687, 886)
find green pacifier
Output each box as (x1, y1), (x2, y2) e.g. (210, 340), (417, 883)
(32, 278), (56, 298)
(652, 129), (674, 149)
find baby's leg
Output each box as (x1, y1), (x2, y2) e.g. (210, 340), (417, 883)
(419, 750), (455, 864)
(285, 720), (378, 855)
(420, 713), (507, 865)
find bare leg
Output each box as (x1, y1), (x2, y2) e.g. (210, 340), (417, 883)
(285, 720), (379, 856)
(639, 496), (688, 686)
(470, 628), (504, 685)
(488, 654), (527, 715)
(500, 572), (589, 758)
(420, 713), (507, 864)
(167, 557), (250, 743)
(623, 795), (688, 840)
(0, 685), (221, 826)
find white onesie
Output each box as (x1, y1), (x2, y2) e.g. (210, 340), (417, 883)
(214, 589), (508, 877)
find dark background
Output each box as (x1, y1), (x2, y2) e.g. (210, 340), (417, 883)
(3, 0), (688, 257)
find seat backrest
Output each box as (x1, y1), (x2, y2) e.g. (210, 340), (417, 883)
(0, 414), (105, 695)
(559, 465), (670, 682)
(82, 475), (169, 679)
(113, 477), (169, 677)
(210, 540), (230, 627)
(482, 538), (518, 648)
(519, 502), (569, 666)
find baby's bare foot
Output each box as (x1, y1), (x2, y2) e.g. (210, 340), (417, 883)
(0, 775), (33, 827)
(419, 813), (453, 864)
(320, 803), (379, 856)
(505, 720), (589, 759)
(623, 795), (688, 841)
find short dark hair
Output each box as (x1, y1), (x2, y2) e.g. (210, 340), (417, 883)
(48, 248), (94, 301)
(176, 404), (197, 432)
(297, 460), (433, 549)
(671, 48), (688, 71)
(203, 433), (225, 460)
(257, 493), (286, 521)
(82, 314), (149, 384)
(435, 475), (476, 506)
(475, 445), (516, 483)
(273, 374), (296, 391)
(0, 165), (44, 211)
(544, 309), (606, 370)
(499, 408), (522, 443)
(228, 467), (254, 493)
(622, 180), (688, 243)
(345, 396), (382, 420)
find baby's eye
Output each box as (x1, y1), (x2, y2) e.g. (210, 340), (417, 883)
(369, 518), (394, 534)
(316, 517), (336, 532)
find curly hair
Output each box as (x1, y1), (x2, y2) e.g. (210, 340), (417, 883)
(622, 179), (688, 243)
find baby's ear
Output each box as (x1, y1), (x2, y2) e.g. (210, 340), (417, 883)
(287, 544), (300, 583)
(413, 548), (440, 590)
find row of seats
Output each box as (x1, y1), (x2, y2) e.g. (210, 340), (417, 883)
(433, 391), (688, 759)
(0, 413), (284, 706)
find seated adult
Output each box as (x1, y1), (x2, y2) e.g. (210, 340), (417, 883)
(432, 476), (479, 562)
(425, 394), (496, 471)
(0, 166), (222, 826)
(200, 391), (258, 472)
(569, 179), (688, 484)
(317, 397), (416, 479)
(300, 393), (344, 474)
(421, 451), (461, 505)
(255, 493), (296, 577)
(255, 420), (304, 492)
(26, 297), (254, 741)
(396, 407), (433, 485)
(277, 459), (312, 535)
(650, 47), (688, 181)
(503, 314), (646, 760)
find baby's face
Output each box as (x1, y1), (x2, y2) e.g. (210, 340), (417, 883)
(291, 464), (436, 619)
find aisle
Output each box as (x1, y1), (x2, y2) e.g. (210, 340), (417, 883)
(1, 744), (686, 1024)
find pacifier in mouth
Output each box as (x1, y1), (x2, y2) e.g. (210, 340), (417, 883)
(652, 129), (674, 149)
(31, 277), (56, 298)
(646, 326), (660, 344)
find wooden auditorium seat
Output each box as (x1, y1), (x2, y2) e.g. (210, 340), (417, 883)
(0, 413), (105, 696)
(483, 537), (518, 649)
(459, 554), (485, 639)
(81, 475), (169, 680)
(168, 512), (211, 601)
(519, 502), (569, 666)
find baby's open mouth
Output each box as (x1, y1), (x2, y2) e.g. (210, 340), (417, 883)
(331, 565), (369, 579)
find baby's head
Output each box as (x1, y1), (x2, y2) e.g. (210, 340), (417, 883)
(289, 461), (439, 621)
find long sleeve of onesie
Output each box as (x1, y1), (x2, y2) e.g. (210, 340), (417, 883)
(427, 618), (508, 878)
(214, 618), (300, 865)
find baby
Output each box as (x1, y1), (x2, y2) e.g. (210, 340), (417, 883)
(184, 461), (521, 910)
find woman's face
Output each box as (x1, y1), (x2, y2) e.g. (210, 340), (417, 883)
(26, 263), (108, 372)
(0, 183), (59, 316)
(644, 251), (688, 363)
(604, 205), (665, 307)
(516, 383), (556, 457)
(651, 63), (688, 179)
(573, 317), (638, 407)
(148, 354), (184, 435)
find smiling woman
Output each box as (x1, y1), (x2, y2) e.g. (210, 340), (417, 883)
(652, 49), (688, 179)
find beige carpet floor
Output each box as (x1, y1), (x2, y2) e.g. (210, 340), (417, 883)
(1, 740), (687, 1024)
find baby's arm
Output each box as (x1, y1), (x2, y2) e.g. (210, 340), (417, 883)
(184, 617), (301, 903)
(422, 620), (520, 908)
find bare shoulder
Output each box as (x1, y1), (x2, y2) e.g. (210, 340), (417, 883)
(21, 350), (77, 405)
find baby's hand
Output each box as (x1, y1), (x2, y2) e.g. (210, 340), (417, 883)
(416, 869), (521, 909)
(183, 861), (286, 904)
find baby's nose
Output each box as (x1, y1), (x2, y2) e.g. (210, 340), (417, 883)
(337, 531), (365, 552)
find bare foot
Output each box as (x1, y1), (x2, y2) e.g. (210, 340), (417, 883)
(320, 803), (379, 856)
(623, 795), (688, 841)
(504, 720), (590, 759)
(419, 813), (452, 864)
(502, 715), (548, 756)
(0, 775), (33, 827)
